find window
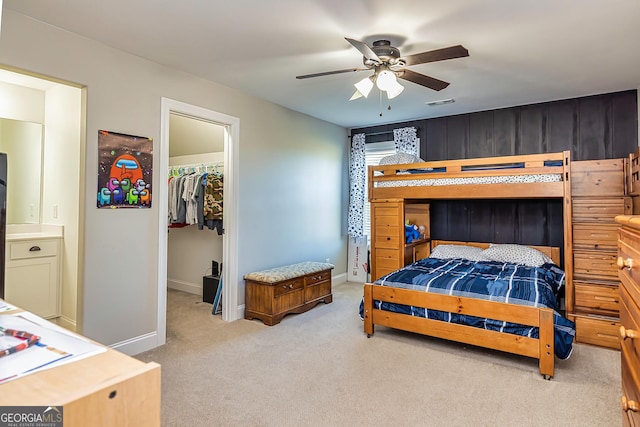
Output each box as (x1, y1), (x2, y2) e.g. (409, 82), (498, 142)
(363, 141), (396, 245)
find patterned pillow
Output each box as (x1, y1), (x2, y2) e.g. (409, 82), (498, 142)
(481, 244), (554, 267)
(430, 244), (488, 262)
(378, 152), (424, 165)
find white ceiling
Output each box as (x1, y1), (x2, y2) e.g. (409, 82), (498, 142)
(5, 0), (640, 129)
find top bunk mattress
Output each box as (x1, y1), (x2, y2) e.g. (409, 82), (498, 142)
(368, 151), (570, 197)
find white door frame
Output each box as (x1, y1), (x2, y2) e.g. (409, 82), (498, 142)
(157, 97), (240, 345)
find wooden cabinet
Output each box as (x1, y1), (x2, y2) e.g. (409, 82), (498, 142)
(244, 265), (333, 326)
(5, 237), (63, 319)
(570, 159), (631, 349)
(370, 199), (430, 281)
(615, 215), (640, 426)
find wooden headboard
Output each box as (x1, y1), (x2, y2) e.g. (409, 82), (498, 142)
(431, 239), (561, 266)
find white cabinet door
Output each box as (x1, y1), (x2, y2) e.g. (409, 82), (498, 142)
(5, 239), (61, 319)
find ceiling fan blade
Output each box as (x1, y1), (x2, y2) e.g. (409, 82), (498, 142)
(400, 45), (469, 66)
(345, 37), (381, 63)
(397, 69), (450, 91)
(296, 68), (368, 79)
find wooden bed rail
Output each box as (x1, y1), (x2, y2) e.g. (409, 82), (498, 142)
(363, 283), (555, 378)
(368, 151), (571, 201)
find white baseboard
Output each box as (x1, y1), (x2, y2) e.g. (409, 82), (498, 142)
(110, 331), (160, 356)
(332, 272), (347, 285)
(167, 278), (201, 295)
(120, 272), (348, 354)
(57, 315), (77, 332)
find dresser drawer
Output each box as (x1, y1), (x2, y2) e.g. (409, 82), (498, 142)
(375, 248), (401, 261)
(273, 277), (304, 298)
(621, 284), (640, 365)
(574, 281), (620, 313)
(372, 204), (401, 227)
(573, 197), (632, 222)
(574, 315), (621, 349)
(571, 158), (625, 197)
(573, 224), (619, 251)
(374, 227), (401, 248)
(619, 228), (640, 287)
(573, 250), (619, 280)
(621, 347), (640, 426)
(375, 254), (401, 271)
(305, 270), (330, 286)
(8, 239), (59, 260)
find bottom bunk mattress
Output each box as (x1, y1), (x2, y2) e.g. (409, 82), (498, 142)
(359, 257), (576, 359)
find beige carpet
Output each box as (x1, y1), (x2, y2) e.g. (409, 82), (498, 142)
(136, 282), (621, 427)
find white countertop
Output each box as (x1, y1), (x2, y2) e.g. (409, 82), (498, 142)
(6, 224), (64, 241)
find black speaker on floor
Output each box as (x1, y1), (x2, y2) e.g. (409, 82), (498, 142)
(203, 275), (220, 304)
(211, 260), (219, 277)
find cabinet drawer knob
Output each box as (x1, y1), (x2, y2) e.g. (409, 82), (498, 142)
(620, 326), (638, 340)
(622, 396), (640, 412)
(29, 246), (41, 252)
(617, 256), (634, 270)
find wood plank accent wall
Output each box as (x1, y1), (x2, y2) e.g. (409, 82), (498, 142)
(352, 90), (638, 257)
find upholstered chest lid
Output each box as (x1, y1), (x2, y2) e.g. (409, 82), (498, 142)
(243, 261), (334, 283)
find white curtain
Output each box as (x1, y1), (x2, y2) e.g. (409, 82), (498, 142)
(347, 133), (366, 237)
(393, 126), (419, 156)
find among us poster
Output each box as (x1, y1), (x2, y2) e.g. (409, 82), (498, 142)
(97, 130), (153, 209)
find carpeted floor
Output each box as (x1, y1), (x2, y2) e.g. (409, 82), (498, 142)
(136, 282), (621, 427)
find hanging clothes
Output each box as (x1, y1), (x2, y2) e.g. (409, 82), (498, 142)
(168, 163), (223, 233)
(200, 172), (223, 234)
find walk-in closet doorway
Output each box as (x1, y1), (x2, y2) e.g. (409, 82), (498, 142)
(158, 98), (239, 346)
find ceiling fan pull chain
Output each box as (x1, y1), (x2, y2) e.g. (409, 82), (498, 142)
(379, 91), (383, 117)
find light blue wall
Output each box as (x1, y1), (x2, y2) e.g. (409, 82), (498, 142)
(0, 9), (349, 349)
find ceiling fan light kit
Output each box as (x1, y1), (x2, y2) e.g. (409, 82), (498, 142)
(296, 37), (468, 106)
(354, 76), (374, 98)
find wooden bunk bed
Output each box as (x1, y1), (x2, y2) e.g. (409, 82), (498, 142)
(363, 151), (573, 379)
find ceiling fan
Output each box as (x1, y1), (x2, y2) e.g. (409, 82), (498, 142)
(296, 38), (469, 100)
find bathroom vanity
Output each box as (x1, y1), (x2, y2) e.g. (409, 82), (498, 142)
(4, 224), (63, 319)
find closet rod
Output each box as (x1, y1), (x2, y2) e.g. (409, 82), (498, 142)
(168, 161), (223, 176)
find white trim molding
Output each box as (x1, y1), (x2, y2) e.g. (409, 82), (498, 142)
(157, 97), (241, 350)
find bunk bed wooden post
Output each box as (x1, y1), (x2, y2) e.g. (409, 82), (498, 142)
(562, 150), (574, 315)
(363, 284), (374, 337)
(538, 308), (555, 379)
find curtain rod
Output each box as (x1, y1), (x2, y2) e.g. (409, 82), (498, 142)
(349, 127), (420, 138)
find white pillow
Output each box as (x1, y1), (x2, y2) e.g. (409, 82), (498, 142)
(378, 152), (424, 165)
(481, 244), (554, 267)
(430, 244), (488, 262)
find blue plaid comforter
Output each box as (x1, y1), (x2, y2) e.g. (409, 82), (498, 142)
(360, 257), (576, 359)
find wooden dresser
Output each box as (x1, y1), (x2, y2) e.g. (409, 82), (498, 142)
(569, 159), (631, 349)
(616, 215), (640, 425)
(370, 199), (430, 281)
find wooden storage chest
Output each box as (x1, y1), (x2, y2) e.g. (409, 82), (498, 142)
(244, 262), (333, 326)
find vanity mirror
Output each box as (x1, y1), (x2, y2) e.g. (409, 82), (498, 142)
(0, 118), (43, 224)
